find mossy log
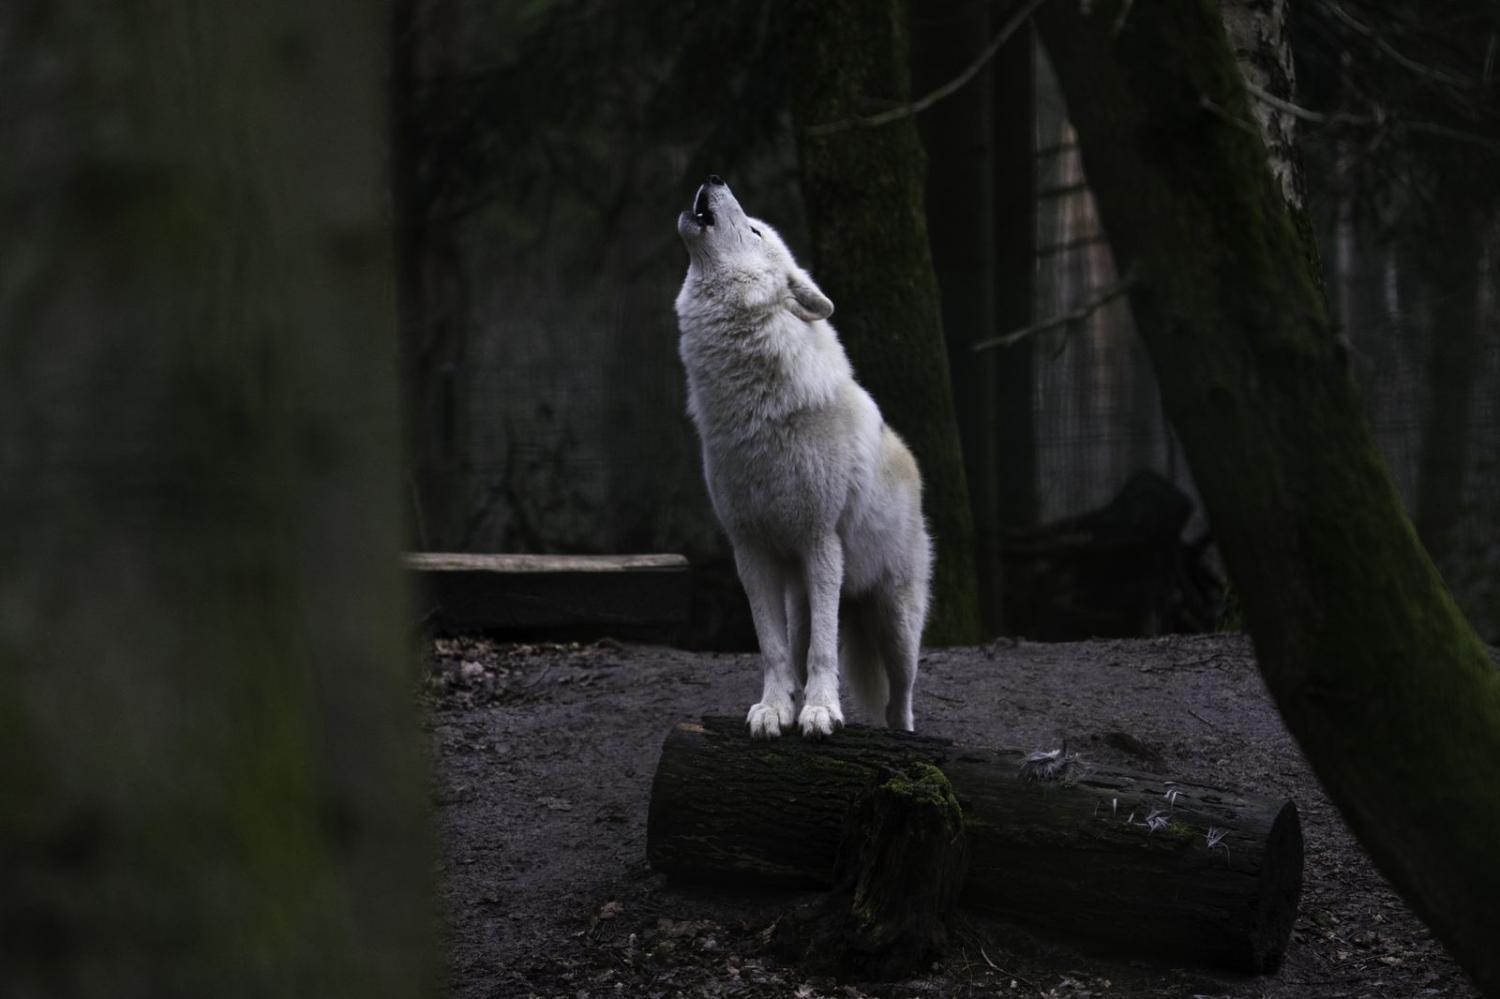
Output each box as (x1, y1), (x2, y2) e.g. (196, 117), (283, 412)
(647, 717), (1302, 973)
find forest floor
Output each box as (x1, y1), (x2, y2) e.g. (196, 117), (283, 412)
(424, 632), (1482, 999)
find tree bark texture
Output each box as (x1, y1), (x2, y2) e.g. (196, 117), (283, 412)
(648, 717), (1303, 973)
(772, 763), (969, 980)
(0, 2), (431, 996)
(784, 0), (981, 645)
(911, 1), (1003, 635)
(1032, 2), (1500, 992)
(1219, 0), (1322, 291)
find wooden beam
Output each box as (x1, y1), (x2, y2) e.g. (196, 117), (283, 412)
(403, 552), (690, 634)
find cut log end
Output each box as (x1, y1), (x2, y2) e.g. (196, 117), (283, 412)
(1249, 800), (1304, 972)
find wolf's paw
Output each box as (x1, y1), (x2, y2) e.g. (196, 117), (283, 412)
(798, 702), (844, 739)
(747, 700), (795, 739)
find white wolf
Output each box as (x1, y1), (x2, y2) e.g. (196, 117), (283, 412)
(674, 174), (932, 739)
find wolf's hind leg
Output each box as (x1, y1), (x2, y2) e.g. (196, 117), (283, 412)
(735, 544), (796, 738)
(872, 578), (924, 731)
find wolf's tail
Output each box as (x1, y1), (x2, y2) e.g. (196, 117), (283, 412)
(840, 598), (888, 721)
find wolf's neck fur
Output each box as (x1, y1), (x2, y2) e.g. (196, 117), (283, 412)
(678, 302), (852, 442)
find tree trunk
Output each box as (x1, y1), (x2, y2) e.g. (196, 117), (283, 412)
(911, 1), (1003, 636)
(648, 717), (1303, 973)
(772, 763), (969, 980)
(1032, 2), (1500, 992)
(0, 3), (431, 995)
(784, 0), (981, 645)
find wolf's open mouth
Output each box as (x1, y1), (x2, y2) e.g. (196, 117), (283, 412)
(692, 185), (715, 227)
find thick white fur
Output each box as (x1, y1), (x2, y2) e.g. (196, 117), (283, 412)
(674, 178), (932, 739)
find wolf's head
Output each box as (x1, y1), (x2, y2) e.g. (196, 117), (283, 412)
(677, 175), (834, 323)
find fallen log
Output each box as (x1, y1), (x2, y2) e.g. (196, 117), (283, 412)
(647, 716), (1302, 973)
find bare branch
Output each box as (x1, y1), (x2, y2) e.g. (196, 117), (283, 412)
(1326, 2), (1477, 91)
(1242, 82), (1500, 152)
(971, 275), (1137, 353)
(803, 0), (1052, 137)
(1198, 94), (1265, 137)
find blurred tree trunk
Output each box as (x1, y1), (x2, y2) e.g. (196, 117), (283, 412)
(1035, 1), (1500, 993)
(393, 0), (469, 551)
(911, 1), (1002, 634)
(0, 2), (431, 997)
(785, 0), (981, 645)
(1414, 205), (1483, 568)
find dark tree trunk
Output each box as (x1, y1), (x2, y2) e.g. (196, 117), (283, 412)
(911, 1), (1002, 635)
(784, 0), (981, 645)
(773, 763), (969, 980)
(0, 1), (431, 994)
(1032, 2), (1500, 991)
(648, 717), (1303, 973)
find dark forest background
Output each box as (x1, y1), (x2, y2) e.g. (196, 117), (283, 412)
(393, 0), (1500, 648)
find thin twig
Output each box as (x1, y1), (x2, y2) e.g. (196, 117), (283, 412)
(804, 0), (1052, 137)
(1241, 82), (1365, 127)
(978, 945), (1037, 989)
(1198, 94), (1264, 137)
(972, 274), (1137, 352)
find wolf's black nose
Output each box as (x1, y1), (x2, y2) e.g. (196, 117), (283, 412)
(707, 174), (725, 186)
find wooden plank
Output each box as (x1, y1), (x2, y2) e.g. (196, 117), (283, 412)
(403, 552), (691, 634)
(401, 552), (687, 573)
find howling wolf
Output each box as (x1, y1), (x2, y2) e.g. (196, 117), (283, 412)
(674, 174), (932, 739)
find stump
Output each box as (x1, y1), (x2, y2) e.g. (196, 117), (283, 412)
(647, 717), (1303, 973)
(773, 763), (969, 980)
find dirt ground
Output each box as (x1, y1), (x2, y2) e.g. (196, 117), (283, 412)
(423, 633), (1480, 999)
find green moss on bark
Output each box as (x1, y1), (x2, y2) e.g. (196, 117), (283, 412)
(1034, 2), (1500, 992)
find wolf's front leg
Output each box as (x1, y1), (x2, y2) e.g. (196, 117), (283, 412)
(798, 534), (845, 738)
(734, 544), (797, 738)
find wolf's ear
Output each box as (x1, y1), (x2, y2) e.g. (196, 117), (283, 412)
(786, 270), (834, 322)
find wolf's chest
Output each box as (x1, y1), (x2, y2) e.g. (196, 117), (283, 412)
(700, 410), (858, 537)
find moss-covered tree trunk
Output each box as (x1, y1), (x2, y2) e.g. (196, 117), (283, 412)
(784, 0), (981, 645)
(0, 2), (431, 996)
(1034, 2), (1500, 992)
(910, 1), (1002, 635)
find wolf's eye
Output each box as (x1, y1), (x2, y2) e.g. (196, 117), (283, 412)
(750, 226), (762, 238)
